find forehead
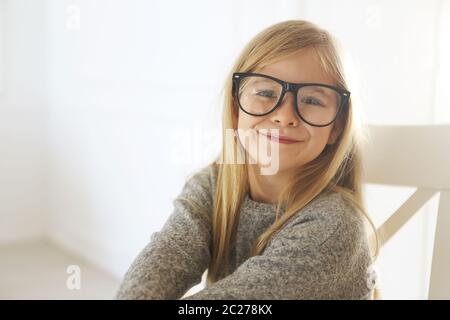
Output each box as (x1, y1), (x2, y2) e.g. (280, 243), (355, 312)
(257, 47), (336, 86)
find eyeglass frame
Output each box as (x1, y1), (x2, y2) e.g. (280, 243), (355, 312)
(232, 72), (351, 127)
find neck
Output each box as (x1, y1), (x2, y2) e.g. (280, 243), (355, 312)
(247, 164), (292, 204)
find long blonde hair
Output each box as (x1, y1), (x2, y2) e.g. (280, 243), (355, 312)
(199, 20), (379, 297)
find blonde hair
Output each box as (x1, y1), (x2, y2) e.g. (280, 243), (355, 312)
(189, 20), (380, 298)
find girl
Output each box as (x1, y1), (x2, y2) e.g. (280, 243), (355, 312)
(116, 20), (379, 300)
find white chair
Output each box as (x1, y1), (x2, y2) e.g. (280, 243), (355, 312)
(361, 125), (450, 299)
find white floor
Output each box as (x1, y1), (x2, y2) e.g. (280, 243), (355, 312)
(0, 240), (120, 299)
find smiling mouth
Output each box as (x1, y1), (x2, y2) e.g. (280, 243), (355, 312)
(258, 132), (302, 144)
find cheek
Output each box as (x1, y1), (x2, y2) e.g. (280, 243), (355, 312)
(237, 110), (260, 131)
(303, 128), (333, 154)
(237, 111), (267, 160)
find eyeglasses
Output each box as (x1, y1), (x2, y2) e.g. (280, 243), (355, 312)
(232, 72), (350, 127)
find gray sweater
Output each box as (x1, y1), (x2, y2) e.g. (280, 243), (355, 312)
(115, 164), (375, 300)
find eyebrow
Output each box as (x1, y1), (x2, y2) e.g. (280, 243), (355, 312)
(254, 74), (336, 88)
(248, 78), (279, 86)
(306, 87), (329, 94)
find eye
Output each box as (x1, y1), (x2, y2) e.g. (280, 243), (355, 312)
(301, 96), (323, 106)
(255, 90), (277, 99)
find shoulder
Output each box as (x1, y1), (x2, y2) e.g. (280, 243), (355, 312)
(298, 191), (364, 228)
(275, 191), (374, 298)
(177, 163), (218, 208)
(183, 163), (218, 194)
(282, 190), (369, 250)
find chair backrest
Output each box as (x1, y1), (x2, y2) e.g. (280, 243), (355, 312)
(361, 125), (450, 299)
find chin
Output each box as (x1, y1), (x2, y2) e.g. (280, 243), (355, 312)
(253, 161), (293, 176)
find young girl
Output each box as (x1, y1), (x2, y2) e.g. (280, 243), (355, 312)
(115, 20), (379, 300)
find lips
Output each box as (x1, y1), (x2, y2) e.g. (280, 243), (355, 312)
(258, 130), (302, 144)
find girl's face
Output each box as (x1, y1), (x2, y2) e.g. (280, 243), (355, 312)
(236, 47), (341, 174)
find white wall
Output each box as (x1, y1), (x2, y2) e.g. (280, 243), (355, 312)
(0, 0), (3, 96)
(1, 0), (449, 298)
(0, 0), (48, 243)
(434, 0), (450, 124)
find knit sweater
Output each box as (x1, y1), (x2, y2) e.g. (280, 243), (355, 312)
(115, 164), (375, 300)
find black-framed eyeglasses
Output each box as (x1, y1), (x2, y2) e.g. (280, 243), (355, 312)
(232, 72), (350, 127)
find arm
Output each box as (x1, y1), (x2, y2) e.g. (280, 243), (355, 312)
(115, 166), (213, 299)
(182, 193), (373, 300)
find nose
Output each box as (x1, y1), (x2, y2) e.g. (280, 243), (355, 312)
(270, 92), (299, 127)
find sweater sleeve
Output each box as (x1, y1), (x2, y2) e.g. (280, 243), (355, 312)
(115, 166), (213, 300)
(182, 193), (374, 300)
